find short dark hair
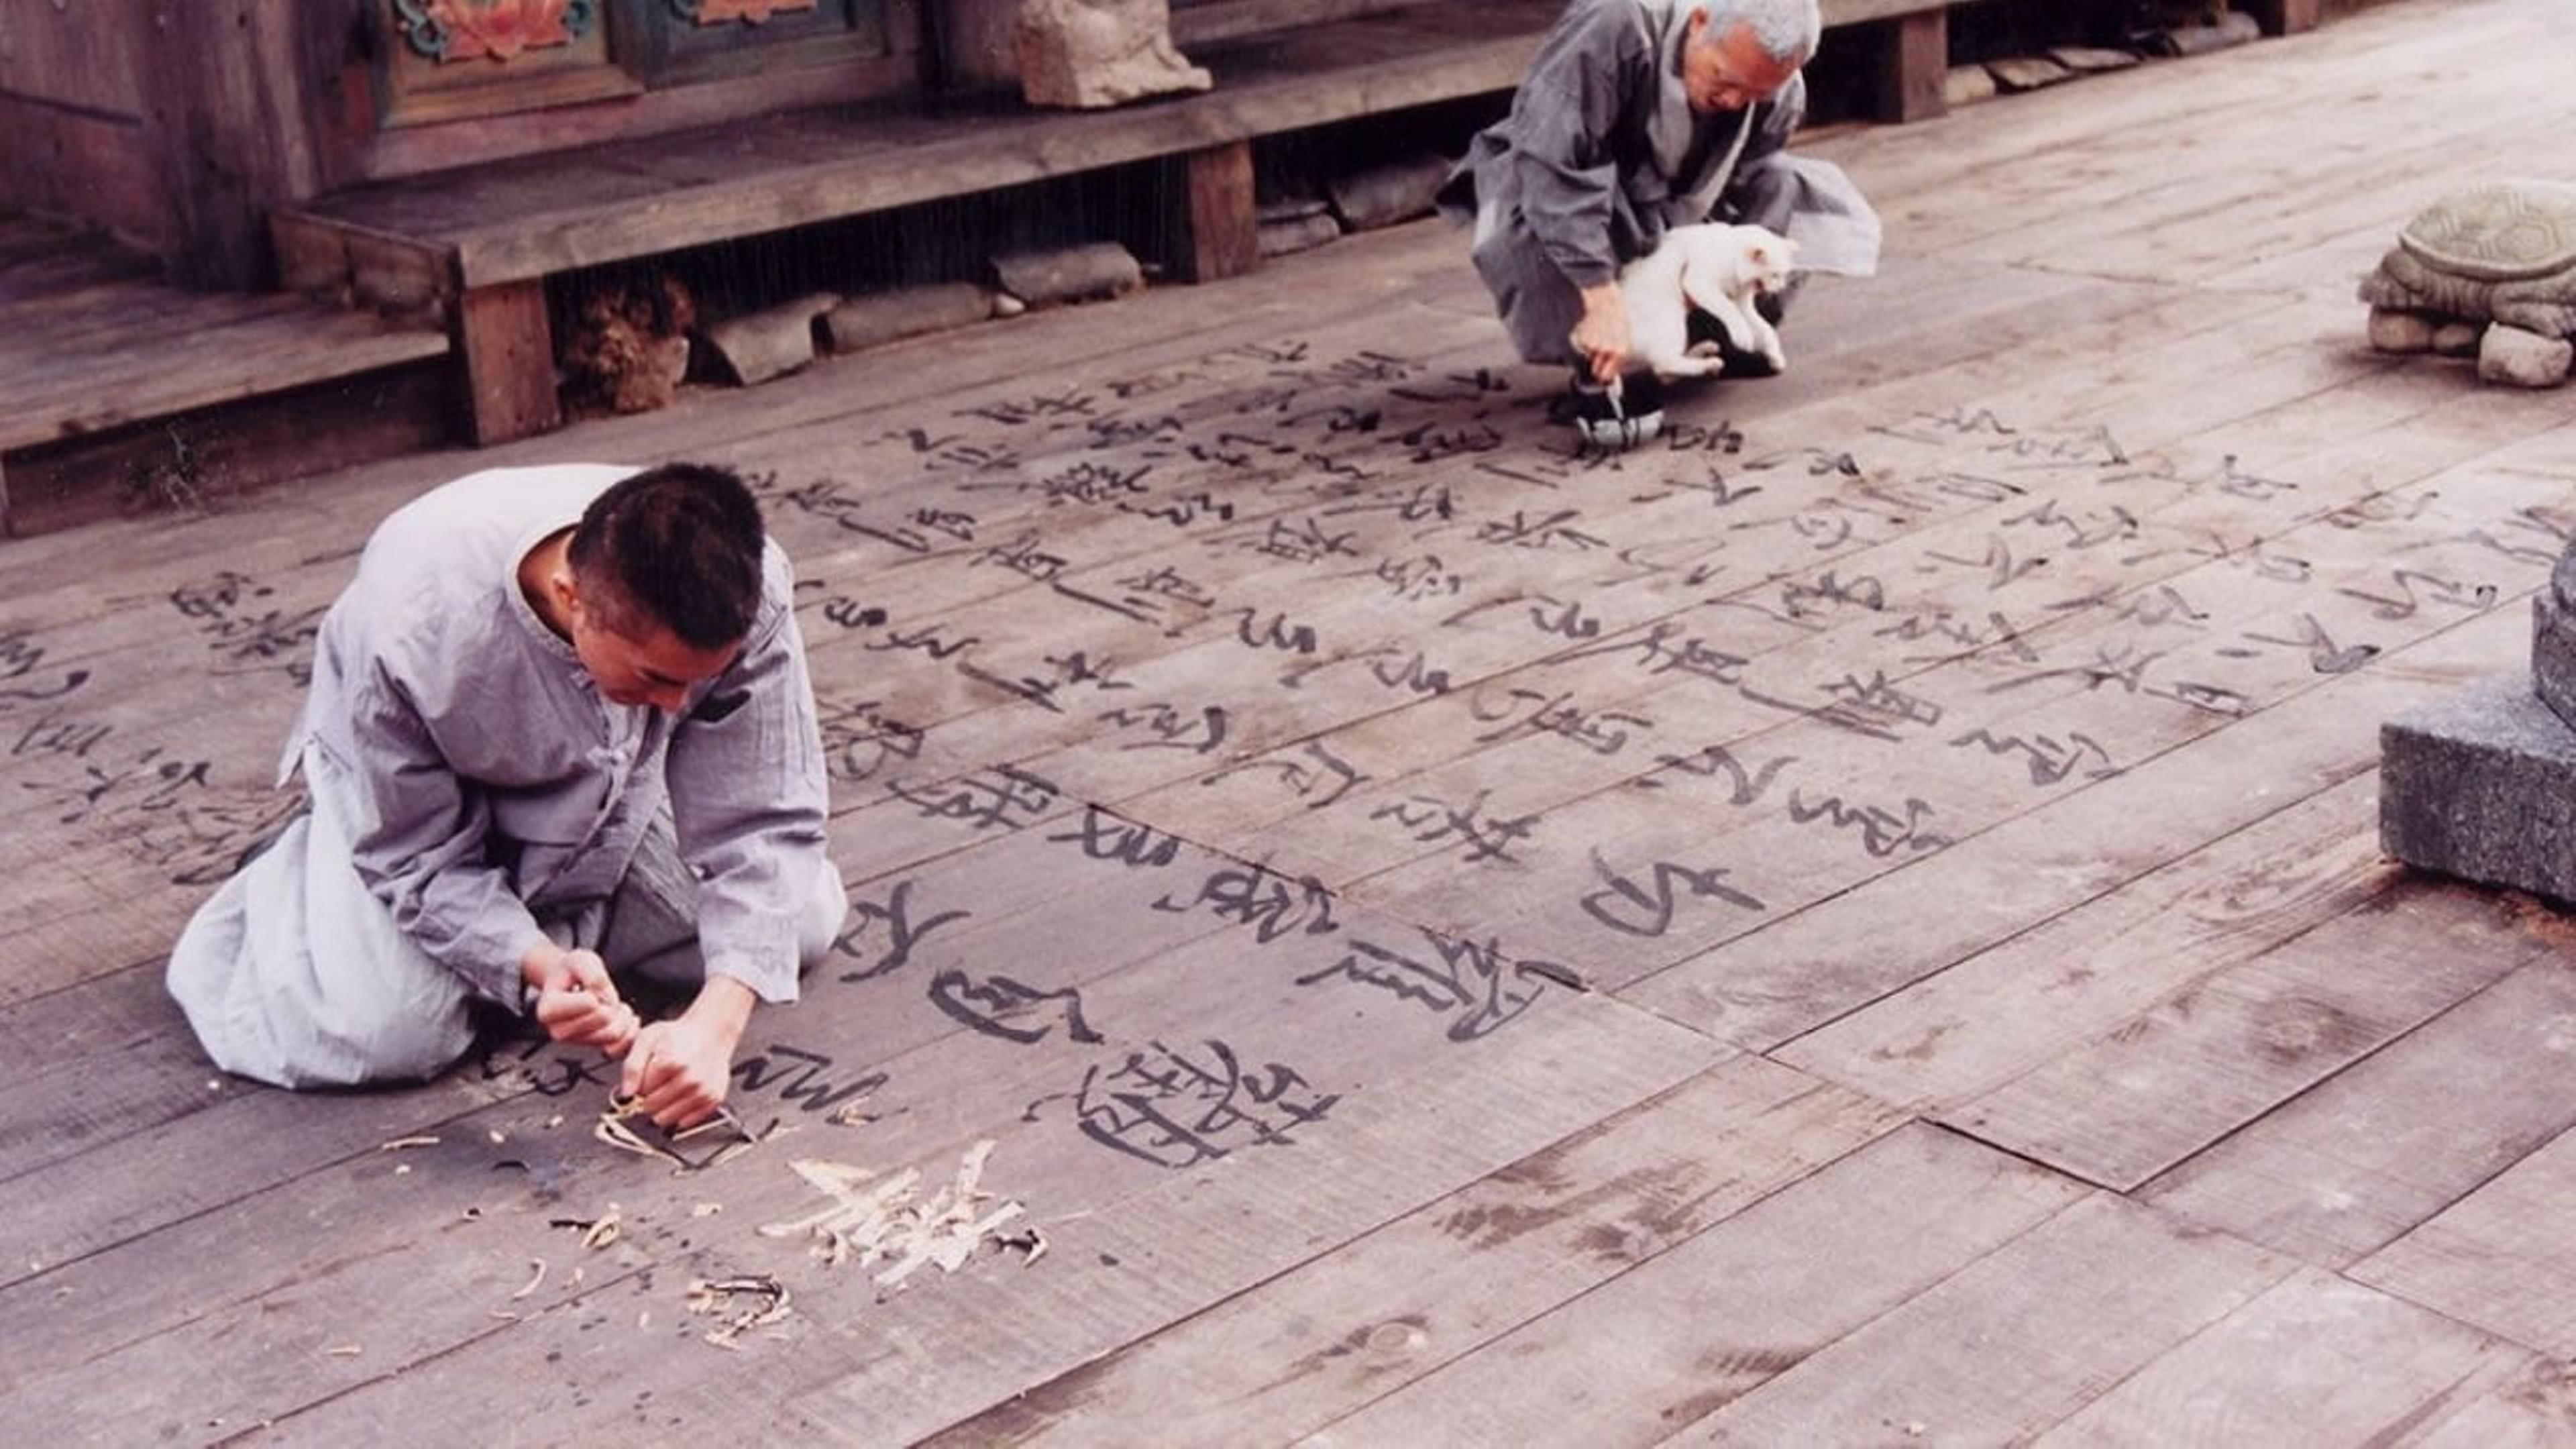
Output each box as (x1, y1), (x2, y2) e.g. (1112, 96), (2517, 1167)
(566, 462), (767, 649)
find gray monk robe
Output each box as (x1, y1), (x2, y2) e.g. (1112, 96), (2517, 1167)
(1437, 0), (1882, 368)
(168, 464), (848, 1088)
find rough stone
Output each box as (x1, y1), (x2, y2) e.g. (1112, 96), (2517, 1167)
(2479, 323), (2575, 388)
(1986, 56), (2076, 93)
(2148, 10), (2262, 56)
(1258, 212), (1342, 258)
(822, 283), (998, 354)
(2367, 307), (2438, 354)
(1943, 64), (1998, 107)
(1326, 153), (1454, 233)
(991, 241), (1145, 307)
(700, 291), (839, 387)
(2049, 46), (2142, 74)
(1014, 0), (1211, 110)
(2534, 553), (2576, 731)
(2432, 321), (2485, 357)
(2381, 670), (2576, 906)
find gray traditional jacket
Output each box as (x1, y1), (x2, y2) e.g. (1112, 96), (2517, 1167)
(1438, 0), (1880, 362)
(286, 463), (831, 1008)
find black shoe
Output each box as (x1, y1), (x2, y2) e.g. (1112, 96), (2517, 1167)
(1564, 370), (1663, 450)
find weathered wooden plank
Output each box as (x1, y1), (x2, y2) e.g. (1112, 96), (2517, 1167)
(922, 1057), (1909, 1446)
(5, 933), (1717, 1441)
(2141, 953), (2576, 1269)
(2352, 1127), (2576, 1360)
(1940, 879), (2551, 1190)
(1277, 1122), (2083, 1449)
(2027, 1267), (2525, 1446)
(0, 308), (447, 452)
(1666, 1193), (2293, 1443)
(2408, 1358), (2576, 1449)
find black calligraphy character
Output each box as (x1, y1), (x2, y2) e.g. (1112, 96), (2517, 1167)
(0, 633), (89, 706)
(1787, 791), (1950, 859)
(1231, 608), (1320, 657)
(1640, 745), (1794, 804)
(928, 971), (1104, 1046)
(1200, 741), (1368, 810)
(885, 765), (1059, 831)
(1046, 805), (1183, 869)
(835, 879), (973, 981)
(731, 1045), (886, 1114)
(1580, 851), (1766, 937)
(1152, 861), (1340, 943)
(1040, 1039), (1338, 1169)
(2241, 614), (2379, 674)
(1950, 728), (2119, 787)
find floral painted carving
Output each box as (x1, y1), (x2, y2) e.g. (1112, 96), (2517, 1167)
(394, 0), (601, 62)
(670, 0), (822, 23)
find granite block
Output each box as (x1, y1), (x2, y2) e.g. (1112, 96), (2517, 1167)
(2381, 669), (2576, 904)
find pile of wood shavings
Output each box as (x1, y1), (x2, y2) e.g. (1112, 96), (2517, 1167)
(686, 1275), (792, 1349)
(757, 1139), (1028, 1289)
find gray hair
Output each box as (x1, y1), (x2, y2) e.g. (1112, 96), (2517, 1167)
(1704, 0), (1823, 62)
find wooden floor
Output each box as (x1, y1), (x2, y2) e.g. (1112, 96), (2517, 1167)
(0, 213), (449, 537)
(11, 1), (2576, 1440)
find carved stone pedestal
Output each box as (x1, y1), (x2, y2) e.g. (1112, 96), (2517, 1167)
(2382, 547), (2576, 903)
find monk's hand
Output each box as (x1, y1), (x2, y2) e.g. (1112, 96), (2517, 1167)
(1570, 282), (1632, 386)
(620, 976), (755, 1130)
(523, 944), (639, 1057)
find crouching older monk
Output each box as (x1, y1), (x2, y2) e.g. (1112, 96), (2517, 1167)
(1438, 0), (1883, 447)
(168, 462), (847, 1128)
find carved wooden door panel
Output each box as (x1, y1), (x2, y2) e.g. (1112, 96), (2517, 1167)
(380, 1), (637, 125)
(633, 0), (892, 87)
(374, 0), (891, 127)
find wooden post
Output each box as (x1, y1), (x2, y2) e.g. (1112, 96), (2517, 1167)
(1169, 140), (1260, 284)
(1871, 9), (1949, 125)
(2243, 0), (2323, 36)
(137, 1), (329, 291)
(455, 281), (562, 445)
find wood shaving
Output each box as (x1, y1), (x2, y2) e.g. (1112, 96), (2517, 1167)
(690, 1202), (724, 1218)
(998, 1227), (1049, 1267)
(826, 1098), (876, 1126)
(489, 1309), (521, 1322)
(393, 1164), (412, 1177)
(686, 1275), (792, 1349)
(378, 1135), (441, 1151)
(594, 1111), (690, 1170)
(757, 1140), (1029, 1289)
(594, 1097), (767, 1172)
(487, 1128), (508, 1145)
(548, 1205), (623, 1250)
(512, 1258), (548, 1300)
(323, 1345), (362, 1358)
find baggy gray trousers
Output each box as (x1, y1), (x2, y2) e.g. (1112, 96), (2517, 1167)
(166, 748), (849, 1089)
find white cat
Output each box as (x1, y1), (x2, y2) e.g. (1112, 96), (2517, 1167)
(1621, 221), (1797, 381)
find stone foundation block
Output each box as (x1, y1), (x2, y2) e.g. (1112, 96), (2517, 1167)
(2381, 669), (2576, 904)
